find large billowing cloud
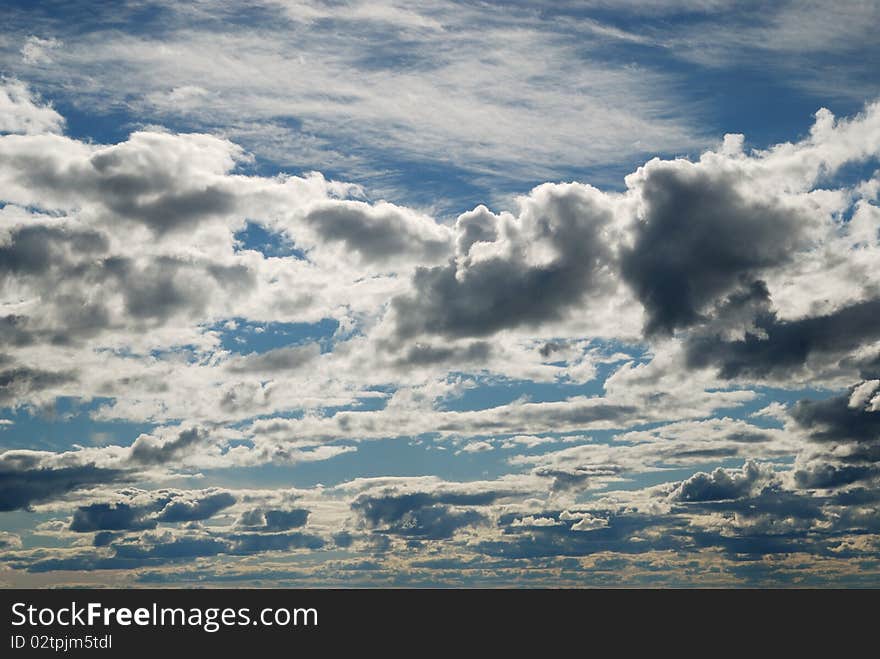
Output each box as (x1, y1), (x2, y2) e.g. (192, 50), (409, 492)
(389, 185), (618, 339)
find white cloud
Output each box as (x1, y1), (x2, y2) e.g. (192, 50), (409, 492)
(21, 36), (61, 65)
(0, 78), (64, 135)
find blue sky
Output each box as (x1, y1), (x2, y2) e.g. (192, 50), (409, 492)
(1, 1), (880, 587)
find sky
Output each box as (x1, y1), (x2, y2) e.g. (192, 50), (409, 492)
(0, 0), (879, 587)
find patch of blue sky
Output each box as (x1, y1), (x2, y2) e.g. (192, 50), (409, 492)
(202, 435), (520, 489)
(440, 378), (608, 412)
(2, 0), (173, 38)
(233, 221), (307, 259)
(0, 511), (68, 549)
(52, 102), (142, 146)
(673, 64), (871, 151)
(208, 317), (340, 355)
(0, 396), (156, 452)
(345, 154), (514, 220)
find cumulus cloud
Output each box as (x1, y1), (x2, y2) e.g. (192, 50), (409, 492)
(0, 457), (127, 512)
(70, 502), (158, 533)
(302, 200), (452, 265)
(685, 295), (880, 379)
(389, 184), (619, 340)
(352, 489), (500, 539)
(129, 427), (210, 466)
(669, 461), (777, 502)
(156, 490), (236, 523)
(0, 78), (64, 135)
(620, 165), (812, 336)
(0, 130), (245, 233)
(792, 385), (880, 444)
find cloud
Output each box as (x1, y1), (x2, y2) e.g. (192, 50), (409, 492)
(791, 385), (880, 444)
(849, 380), (880, 411)
(67, 489), (236, 533)
(620, 164), (811, 335)
(793, 463), (879, 490)
(0, 457), (127, 512)
(0, 366), (76, 406)
(129, 427), (210, 466)
(3, 71), (880, 586)
(227, 343), (321, 374)
(685, 297), (880, 379)
(302, 201), (451, 265)
(229, 532), (324, 553)
(0, 130), (244, 234)
(0, 78), (64, 135)
(0, 3), (706, 191)
(352, 490), (499, 539)
(69, 502), (157, 532)
(236, 508), (311, 531)
(389, 184), (617, 340)
(669, 460), (777, 502)
(21, 36), (61, 65)
(156, 491), (236, 523)
(569, 513), (609, 532)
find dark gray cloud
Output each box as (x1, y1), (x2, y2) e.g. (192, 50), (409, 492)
(0, 459), (127, 511)
(480, 513), (685, 559)
(539, 341), (565, 358)
(393, 341), (491, 367)
(0, 224), (113, 345)
(229, 531), (324, 553)
(0, 366), (76, 405)
(770, 383), (880, 496)
(70, 502), (157, 532)
(14, 526), (328, 573)
(391, 188), (613, 339)
(683, 488), (827, 523)
(128, 427), (209, 466)
(227, 343), (321, 373)
(791, 388), (880, 444)
(156, 491), (236, 522)
(93, 531), (119, 547)
(303, 203), (450, 264)
(103, 256), (255, 324)
(353, 491), (499, 539)
(236, 507), (310, 531)
(793, 463), (879, 489)
(685, 297), (880, 379)
(620, 166), (810, 335)
(0, 224), (109, 278)
(113, 536), (228, 562)
(69, 490), (237, 532)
